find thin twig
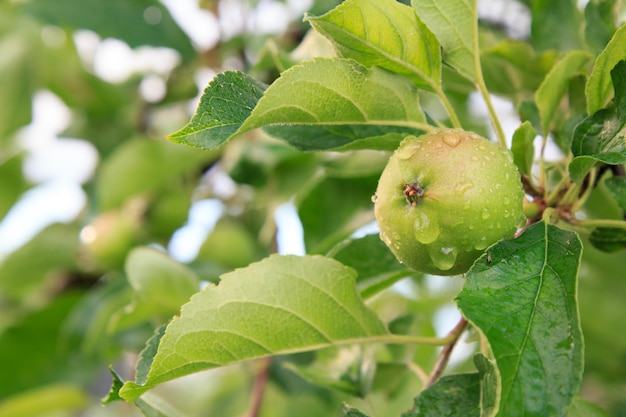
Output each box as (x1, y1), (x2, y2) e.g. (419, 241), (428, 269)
(248, 357), (272, 417)
(424, 317), (469, 388)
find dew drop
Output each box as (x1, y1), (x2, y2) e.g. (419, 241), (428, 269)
(474, 236), (489, 250)
(397, 142), (421, 160)
(442, 133), (462, 147)
(413, 211), (440, 244)
(427, 245), (458, 271)
(371, 194), (378, 203)
(471, 156), (479, 162)
(454, 179), (474, 196)
(503, 196), (510, 205)
(517, 214), (527, 228)
(380, 231), (392, 247)
(481, 207), (490, 219)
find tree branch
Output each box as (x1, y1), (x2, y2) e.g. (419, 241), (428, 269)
(424, 317), (469, 388)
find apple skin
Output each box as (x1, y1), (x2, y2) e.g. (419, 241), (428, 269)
(374, 129), (525, 276)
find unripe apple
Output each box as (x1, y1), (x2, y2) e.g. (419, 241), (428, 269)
(374, 129), (525, 275)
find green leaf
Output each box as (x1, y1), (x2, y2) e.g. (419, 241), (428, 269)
(474, 353), (498, 417)
(0, 154), (28, 220)
(119, 255), (388, 401)
(135, 393), (189, 417)
(402, 373), (480, 417)
(341, 404), (371, 417)
(411, 0), (479, 83)
(0, 293), (85, 397)
(584, 0), (617, 56)
(456, 222), (584, 417)
(586, 24), (626, 115)
(480, 41), (558, 105)
(103, 367), (125, 404)
(535, 50), (591, 135)
(0, 384), (88, 417)
(168, 71), (267, 150)
(240, 58), (429, 151)
(0, 16), (39, 146)
(588, 227), (626, 252)
(306, 0), (441, 91)
(567, 396), (611, 417)
(97, 137), (215, 209)
(297, 175), (378, 255)
(285, 345), (376, 397)
(530, 0), (584, 53)
(110, 248), (200, 331)
(604, 176), (626, 211)
(570, 60), (626, 183)
(330, 234), (412, 299)
(21, 0), (195, 60)
(511, 121), (537, 176)
(0, 224), (79, 301)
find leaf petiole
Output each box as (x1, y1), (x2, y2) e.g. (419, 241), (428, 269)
(570, 218), (626, 230)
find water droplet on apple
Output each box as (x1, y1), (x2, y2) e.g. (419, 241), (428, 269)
(454, 179), (474, 196)
(413, 211), (440, 244)
(397, 141), (421, 160)
(442, 133), (461, 147)
(427, 245), (458, 271)
(474, 236), (489, 250)
(380, 231), (392, 247)
(481, 207), (490, 219)
(371, 194), (378, 203)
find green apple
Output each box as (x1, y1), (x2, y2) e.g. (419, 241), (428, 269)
(374, 129), (525, 275)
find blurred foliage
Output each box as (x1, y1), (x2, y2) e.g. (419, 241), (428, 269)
(0, 0), (625, 416)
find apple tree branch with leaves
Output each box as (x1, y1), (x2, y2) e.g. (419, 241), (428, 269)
(98, 0), (626, 416)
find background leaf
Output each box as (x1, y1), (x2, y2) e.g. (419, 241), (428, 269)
(411, 0), (478, 82)
(583, 0), (618, 56)
(0, 384), (88, 417)
(0, 224), (79, 302)
(457, 222), (584, 417)
(239, 58), (429, 151)
(297, 175), (378, 255)
(586, 24), (626, 114)
(588, 227), (626, 252)
(511, 121), (537, 176)
(306, 0), (441, 91)
(604, 175), (626, 211)
(535, 51), (591, 135)
(570, 59), (626, 183)
(474, 353), (498, 417)
(330, 234), (414, 299)
(119, 255), (388, 401)
(567, 396), (611, 417)
(168, 71), (267, 150)
(97, 137), (215, 210)
(110, 247), (200, 331)
(480, 41), (557, 106)
(529, 0), (584, 53)
(0, 15), (39, 146)
(20, 0), (195, 60)
(402, 373), (480, 417)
